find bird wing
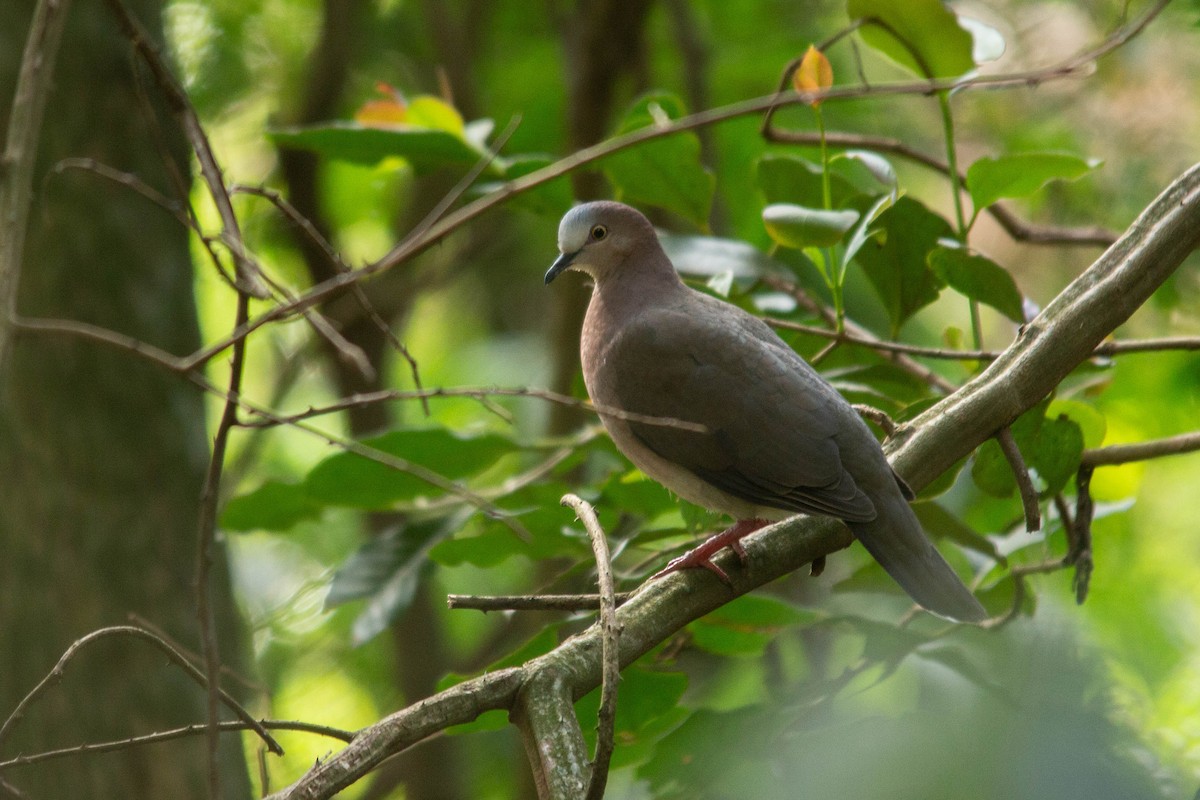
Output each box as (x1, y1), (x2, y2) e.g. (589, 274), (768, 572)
(603, 293), (877, 522)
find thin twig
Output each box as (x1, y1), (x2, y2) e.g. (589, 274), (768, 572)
(0, 719), (352, 772)
(1081, 430), (1200, 466)
(561, 495), (620, 800)
(103, 0), (268, 298)
(1069, 466), (1095, 603)
(0, 626), (281, 757)
(239, 385), (708, 433)
(447, 593), (635, 612)
(190, 285), (252, 799)
(996, 427), (1041, 532)
(0, 0), (72, 366)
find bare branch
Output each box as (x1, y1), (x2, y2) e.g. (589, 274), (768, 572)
(996, 427), (1041, 532)
(1082, 431), (1200, 466)
(0, 0), (71, 366)
(0, 720), (352, 772)
(447, 593), (634, 612)
(561, 495), (620, 800)
(0, 626), (281, 758)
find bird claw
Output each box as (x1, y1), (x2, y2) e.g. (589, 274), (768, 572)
(649, 519), (768, 587)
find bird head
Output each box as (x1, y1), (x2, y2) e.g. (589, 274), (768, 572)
(544, 201), (660, 285)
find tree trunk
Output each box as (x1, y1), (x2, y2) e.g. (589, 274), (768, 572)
(0, 3), (251, 796)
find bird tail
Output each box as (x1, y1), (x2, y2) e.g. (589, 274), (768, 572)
(847, 490), (987, 623)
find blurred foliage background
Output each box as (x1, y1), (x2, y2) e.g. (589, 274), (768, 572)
(3, 0), (1199, 798)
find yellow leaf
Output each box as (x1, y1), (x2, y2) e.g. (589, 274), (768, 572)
(792, 45), (833, 106)
(355, 82), (408, 127)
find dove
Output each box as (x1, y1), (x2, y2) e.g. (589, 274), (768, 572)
(545, 201), (986, 622)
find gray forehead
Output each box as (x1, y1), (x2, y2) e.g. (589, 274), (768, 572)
(557, 204), (599, 252)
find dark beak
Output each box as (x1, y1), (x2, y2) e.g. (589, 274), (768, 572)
(544, 250), (578, 285)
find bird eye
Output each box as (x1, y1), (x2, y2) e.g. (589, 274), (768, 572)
(590, 225), (608, 241)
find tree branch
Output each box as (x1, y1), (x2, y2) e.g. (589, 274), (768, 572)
(0, 0), (71, 366)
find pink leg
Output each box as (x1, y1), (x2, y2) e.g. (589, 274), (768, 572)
(650, 518), (770, 585)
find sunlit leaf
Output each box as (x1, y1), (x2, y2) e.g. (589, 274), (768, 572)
(966, 152), (1100, 219)
(1047, 399), (1107, 449)
(928, 243), (1025, 323)
(220, 480), (322, 532)
(848, 0), (976, 78)
(269, 124), (492, 175)
(306, 428), (520, 509)
(602, 93), (714, 226)
(763, 203), (859, 249)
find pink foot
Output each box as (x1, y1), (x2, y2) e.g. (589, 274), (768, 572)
(651, 519), (770, 586)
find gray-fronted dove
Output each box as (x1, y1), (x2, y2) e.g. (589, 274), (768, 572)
(545, 201), (986, 623)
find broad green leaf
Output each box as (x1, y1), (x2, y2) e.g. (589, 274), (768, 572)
(269, 124), (493, 175)
(1032, 415), (1085, 496)
(1047, 399), (1107, 449)
(690, 595), (818, 657)
(763, 203), (859, 249)
(966, 152), (1099, 218)
(576, 668), (688, 737)
(306, 428), (519, 509)
(404, 95), (466, 135)
(848, 0), (976, 78)
(852, 196), (951, 335)
(757, 153), (856, 208)
(928, 243), (1025, 323)
(971, 401), (1084, 498)
(831, 150), (897, 190)
(603, 93), (714, 226)
(220, 480), (322, 532)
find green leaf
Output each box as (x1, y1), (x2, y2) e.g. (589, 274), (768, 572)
(269, 123), (492, 175)
(762, 203), (859, 249)
(576, 667), (688, 737)
(848, 0), (976, 78)
(220, 480), (322, 532)
(757, 154), (856, 208)
(1046, 399), (1107, 449)
(852, 196), (952, 335)
(966, 152), (1099, 218)
(689, 595), (818, 657)
(1033, 415), (1085, 496)
(971, 402), (1084, 498)
(602, 93), (714, 226)
(928, 243), (1025, 323)
(305, 428), (518, 509)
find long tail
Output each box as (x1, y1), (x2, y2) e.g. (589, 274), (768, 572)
(848, 488), (987, 623)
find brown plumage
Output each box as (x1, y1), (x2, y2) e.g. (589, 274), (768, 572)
(546, 201), (986, 623)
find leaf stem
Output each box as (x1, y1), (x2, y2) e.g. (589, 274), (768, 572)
(938, 90), (983, 349)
